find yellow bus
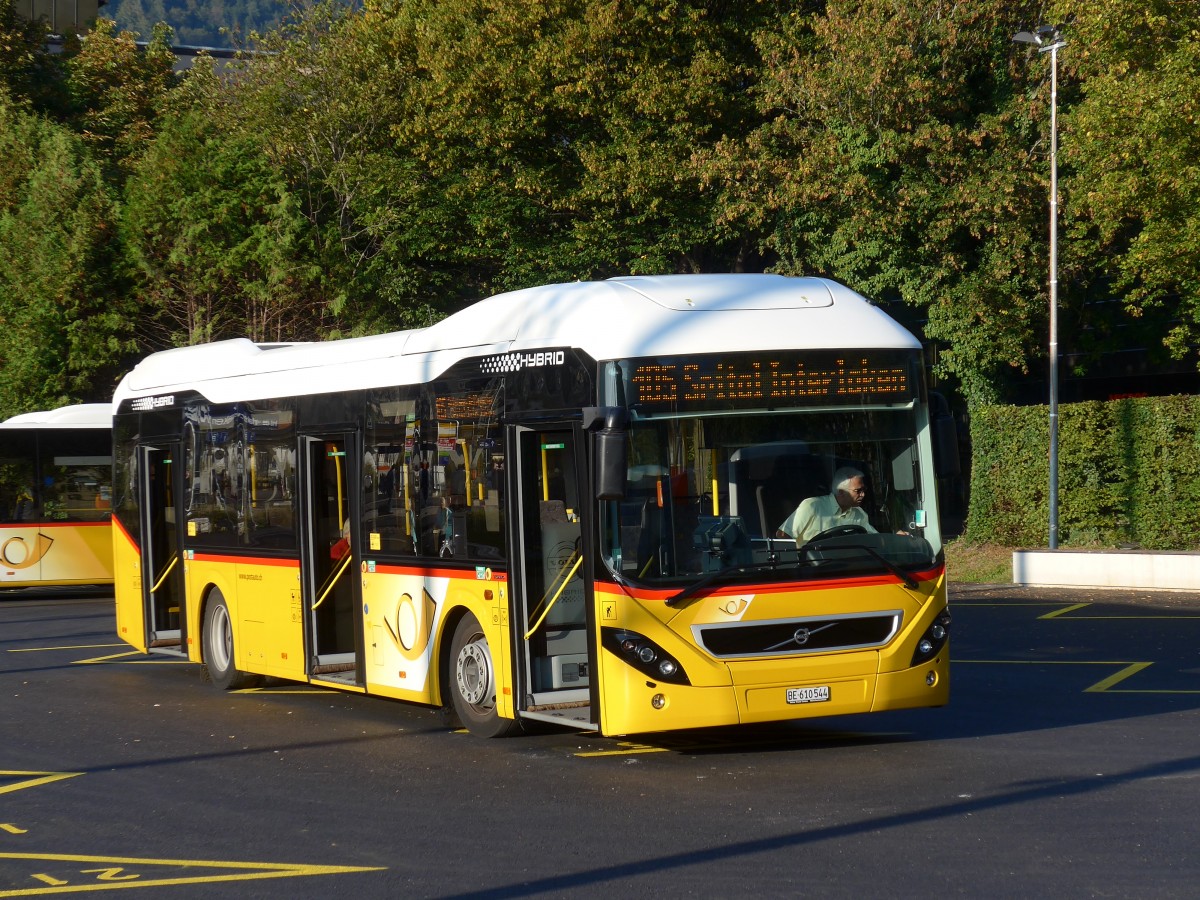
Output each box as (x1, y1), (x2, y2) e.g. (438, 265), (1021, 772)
(0, 404), (113, 589)
(112, 275), (952, 737)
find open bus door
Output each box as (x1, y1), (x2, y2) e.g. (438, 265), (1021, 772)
(138, 443), (187, 653)
(510, 424), (598, 731)
(298, 434), (363, 686)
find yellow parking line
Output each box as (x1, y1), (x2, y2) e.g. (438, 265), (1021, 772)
(953, 658), (1194, 693)
(7, 644), (125, 653)
(1040, 603), (1091, 619)
(576, 742), (672, 757)
(71, 652), (186, 665)
(0, 852), (382, 897)
(1084, 662), (1154, 692)
(0, 772), (83, 796)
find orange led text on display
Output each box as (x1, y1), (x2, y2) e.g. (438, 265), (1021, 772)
(631, 358), (910, 408)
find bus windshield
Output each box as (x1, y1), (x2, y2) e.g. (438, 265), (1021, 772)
(602, 405), (939, 590)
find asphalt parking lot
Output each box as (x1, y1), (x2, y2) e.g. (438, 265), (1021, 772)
(3, 582), (1199, 898)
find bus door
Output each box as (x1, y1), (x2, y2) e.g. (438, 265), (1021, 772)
(511, 425), (596, 730)
(299, 434), (362, 685)
(138, 443), (186, 652)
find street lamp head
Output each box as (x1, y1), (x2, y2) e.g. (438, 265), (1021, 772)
(1013, 25), (1066, 52)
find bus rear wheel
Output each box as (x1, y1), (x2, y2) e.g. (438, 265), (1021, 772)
(448, 613), (518, 738)
(202, 589), (257, 690)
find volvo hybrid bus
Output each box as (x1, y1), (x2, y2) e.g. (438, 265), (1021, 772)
(0, 403), (113, 589)
(112, 274), (952, 737)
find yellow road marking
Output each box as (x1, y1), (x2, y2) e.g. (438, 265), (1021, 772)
(6, 644), (125, 653)
(1085, 662), (1155, 692)
(0, 852), (383, 896)
(70, 652), (185, 666)
(1039, 603), (1092, 619)
(953, 658), (1194, 693)
(0, 773), (82, 797)
(956, 601), (1200, 619)
(952, 603), (1069, 608)
(1, 826), (27, 835)
(576, 741), (672, 757)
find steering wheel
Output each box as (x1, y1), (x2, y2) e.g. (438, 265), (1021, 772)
(800, 524), (868, 549)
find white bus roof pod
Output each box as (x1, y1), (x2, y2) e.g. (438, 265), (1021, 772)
(113, 275), (921, 407)
(0, 403), (113, 429)
(412, 274), (919, 361)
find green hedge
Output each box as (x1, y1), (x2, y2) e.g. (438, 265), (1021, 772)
(965, 395), (1200, 550)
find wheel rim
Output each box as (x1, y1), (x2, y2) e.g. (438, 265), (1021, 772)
(208, 604), (233, 672)
(455, 633), (494, 710)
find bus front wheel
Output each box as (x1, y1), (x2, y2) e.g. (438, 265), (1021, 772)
(448, 613), (518, 738)
(202, 589), (257, 690)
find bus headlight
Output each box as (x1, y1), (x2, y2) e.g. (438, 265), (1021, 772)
(601, 628), (691, 685)
(910, 611), (951, 667)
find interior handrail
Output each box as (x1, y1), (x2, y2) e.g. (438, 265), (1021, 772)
(313, 551), (353, 611)
(524, 552), (583, 640)
(149, 555), (179, 594)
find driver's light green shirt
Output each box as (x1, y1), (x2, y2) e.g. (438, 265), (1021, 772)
(778, 493), (875, 543)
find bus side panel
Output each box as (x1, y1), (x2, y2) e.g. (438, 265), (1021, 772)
(0, 521), (112, 587)
(113, 519), (146, 652)
(360, 566), (510, 712)
(240, 559), (305, 681)
(45, 521), (114, 585)
(188, 555), (305, 679)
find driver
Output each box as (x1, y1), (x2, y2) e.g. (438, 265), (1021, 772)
(775, 466), (876, 545)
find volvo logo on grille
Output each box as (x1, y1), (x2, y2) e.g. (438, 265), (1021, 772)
(765, 621), (838, 652)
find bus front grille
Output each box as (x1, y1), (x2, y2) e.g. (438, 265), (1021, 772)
(692, 611), (901, 659)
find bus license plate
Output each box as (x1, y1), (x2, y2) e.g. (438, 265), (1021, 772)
(786, 686), (830, 705)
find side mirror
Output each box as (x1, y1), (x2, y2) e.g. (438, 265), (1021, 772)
(585, 407), (628, 500)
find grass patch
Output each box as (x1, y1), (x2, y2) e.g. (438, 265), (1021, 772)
(944, 541), (1012, 584)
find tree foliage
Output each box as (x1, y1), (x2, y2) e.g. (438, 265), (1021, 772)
(706, 0), (1051, 406)
(121, 65), (328, 346)
(0, 96), (134, 412)
(0, 0), (1198, 436)
(1062, 0), (1200, 372)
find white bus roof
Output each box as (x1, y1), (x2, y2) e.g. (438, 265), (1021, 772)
(114, 274), (920, 405)
(0, 403), (113, 430)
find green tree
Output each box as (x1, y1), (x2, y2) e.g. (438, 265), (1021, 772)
(0, 0), (67, 114)
(387, 0), (770, 288)
(228, 0), (444, 334)
(1063, 0), (1200, 374)
(712, 0), (1052, 406)
(0, 97), (134, 414)
(65, 18), (178, 180)
(121, 63), (327, 346)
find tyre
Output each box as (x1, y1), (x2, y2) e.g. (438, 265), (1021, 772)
(447, 613), (519, 738)
(202, 589), (258, 690)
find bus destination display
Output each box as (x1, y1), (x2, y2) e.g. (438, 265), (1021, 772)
(629, 351), (916, 411)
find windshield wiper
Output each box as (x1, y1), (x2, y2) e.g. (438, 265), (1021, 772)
(666, 560), (806, 607)
(862, 546), (920, 590)
(666, 546), (920, 607)
(804, 543), (920, 590)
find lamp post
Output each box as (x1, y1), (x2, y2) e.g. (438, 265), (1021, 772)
(1014, 24), (1067, 550)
